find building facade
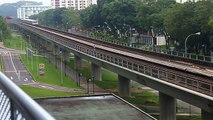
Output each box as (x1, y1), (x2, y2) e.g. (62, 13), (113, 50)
(17, 5), (51, 19)
(51, 0), (93, 10)
(176, 0), (201, 3)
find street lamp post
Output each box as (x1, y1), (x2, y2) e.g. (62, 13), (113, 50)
(87, 79), (91, 94)
(27, 35), (31, 47)
(20, 35), (22, 50)
(184, 32), (201, 55)
(0, 30), (2, 42)
(78, 73), (82, 87)
(60, 51), (63, 85)
(92, 76), (95, 94)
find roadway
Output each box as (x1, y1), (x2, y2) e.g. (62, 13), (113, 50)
(1, 49), (33, 85)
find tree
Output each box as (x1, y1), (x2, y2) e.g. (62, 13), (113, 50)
(135, 0), (176, 34)
(163, 3), (198, 49)
(0, 16), (11, 40)
(163, 1), (213, 53)
(80, 5), (99, 29)
(61, 8), (80, 30)
(31, 8), (81, 31)
(101, 0), (137, 37)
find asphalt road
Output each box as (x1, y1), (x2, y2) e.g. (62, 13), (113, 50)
(1, 49), (33, 85)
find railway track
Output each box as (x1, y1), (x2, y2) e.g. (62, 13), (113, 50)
(19, 23), (213, 96)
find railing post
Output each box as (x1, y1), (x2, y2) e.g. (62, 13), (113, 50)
(10, 99), (15, 120)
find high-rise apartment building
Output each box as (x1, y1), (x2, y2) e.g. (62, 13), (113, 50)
(51, 0), (93, 10)
(17, 5), (51, 19)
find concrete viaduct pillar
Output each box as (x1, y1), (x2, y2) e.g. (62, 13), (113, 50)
(159, 92), (176, 120)
(62, 50), (70, 62)
(202, 110), (213, 120)
(74, 55), (82, 70)
(118, 75), (130, 97)
(52, 44), (58, 55)
(91, 63), (101, 81)
(45, 41), (53, 52)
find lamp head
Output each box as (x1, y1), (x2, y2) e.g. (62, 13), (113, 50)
(195, 32), (201, 35)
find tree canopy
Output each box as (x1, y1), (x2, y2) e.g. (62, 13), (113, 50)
(0, 16), (11, 39)
(32, 0), (213, 53)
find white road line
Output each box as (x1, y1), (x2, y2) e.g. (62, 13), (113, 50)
(24, 78), (28, 81)
(39, 85), (54, 90)
(4, 71), (16, 72)
(4, 70), (27, 73)
(9, 52), (18, 76)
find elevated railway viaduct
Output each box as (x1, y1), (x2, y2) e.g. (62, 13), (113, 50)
(12, 22), (213, 120)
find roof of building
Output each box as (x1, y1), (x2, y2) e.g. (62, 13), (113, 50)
(36, 94), (156, 120)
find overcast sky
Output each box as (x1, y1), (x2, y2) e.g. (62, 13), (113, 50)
(0, 0), (50, 6)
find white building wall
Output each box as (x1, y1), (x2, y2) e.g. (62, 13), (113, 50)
(17, 5), (51, 19)
(51, 0), (94, 10)
(156, 36), (166, 46)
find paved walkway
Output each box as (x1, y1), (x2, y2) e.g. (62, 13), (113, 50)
(27, 82), (84, 92)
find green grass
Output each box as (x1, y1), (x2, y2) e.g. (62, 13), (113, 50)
(95, 69), (118, 89)
(4, 32), (31, 50)
(0, 55), (3, 71)
(123, 91), (159, 106)
(20, 54), (78, 88)
(79, 60), (92, 79)
(67, 57), (118, 90)
(152, 115), (201, 120)
(19, 85), (83, 98)
(67, 57), (75, 69)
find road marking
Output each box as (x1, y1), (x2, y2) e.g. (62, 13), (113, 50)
(4, 71), (16, 73)
(4, 70), (27, 73)
(9, 52), (19, 78)
(39, 85), (54, 90)
(24, 78), (28, 81)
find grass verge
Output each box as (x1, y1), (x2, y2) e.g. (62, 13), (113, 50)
(20, 54), (78, 88)
(67, 57), (118, 90)
(19, 85), (83, 98)
(4, 32), (31, 50)
(123, 91), (159, 106)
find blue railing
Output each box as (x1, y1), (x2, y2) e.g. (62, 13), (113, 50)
(0, 72), (55, 120)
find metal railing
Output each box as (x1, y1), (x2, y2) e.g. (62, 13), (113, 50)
(0, 72), (55, 120)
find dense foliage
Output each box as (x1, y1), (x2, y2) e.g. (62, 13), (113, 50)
(32, 0), (213, 53)
(0, 16), (11, 39)
(30, 8), (80, 31)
